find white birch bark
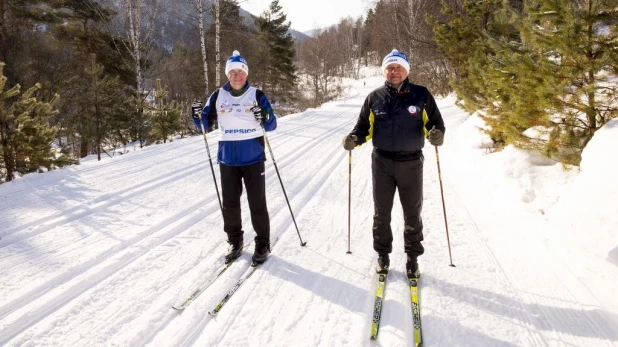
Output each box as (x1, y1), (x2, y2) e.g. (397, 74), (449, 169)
(121, 0), (160, 95)
(190, 0), (210, 95)
(124, 0), (143, 94)
(120, 0), (160, 147)
(215, 0), (221, 87)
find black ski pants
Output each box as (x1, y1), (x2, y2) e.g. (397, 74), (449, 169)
(220, 161), (270, 247)
(371, 150), (425, 259)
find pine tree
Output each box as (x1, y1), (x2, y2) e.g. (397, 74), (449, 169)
(52, 0), (136, 87)
(362, 8), (375, 66)
(125, 92), (151, 149)
(483, 0), (618, 164)
(433, 0), (617, 165)
(149, 79), (182, 144)
(519, 0), (618, 165)
(0, 0), (72, 86)
(367, 0), (399, 61)
(254, 0), (297, 104)
(72, 56), (125, 161)
(430, 0), (507, 113)
(463, 1), (533, 148)
(0, 62), (73, 182)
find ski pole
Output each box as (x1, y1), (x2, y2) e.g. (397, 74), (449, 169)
(193, 102), (223, 215)
(434, 145), (455, 267)
(347, 150), (352, 254)
(258, 116), (307, 247)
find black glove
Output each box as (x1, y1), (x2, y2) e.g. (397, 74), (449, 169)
(251, 106), (268, 123)
(428, 128), (444, 146)
(342, 135), (357, 150)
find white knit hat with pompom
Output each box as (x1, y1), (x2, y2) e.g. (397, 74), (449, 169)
(225, 50), (249, 76)
(381, 49), (410, 75)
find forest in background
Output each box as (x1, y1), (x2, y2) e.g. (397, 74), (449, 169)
(0, 0), (617, 183)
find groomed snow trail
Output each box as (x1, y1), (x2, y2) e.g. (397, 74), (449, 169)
(1, 77), (616, 347)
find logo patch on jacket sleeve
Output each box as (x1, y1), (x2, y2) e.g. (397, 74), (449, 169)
(407, 105), (420, 116)
(373, 106), (387, 117)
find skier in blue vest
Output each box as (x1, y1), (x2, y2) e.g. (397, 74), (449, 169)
(194, 50), (277, 265)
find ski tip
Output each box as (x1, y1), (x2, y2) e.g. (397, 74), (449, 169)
(208, 311), (218, 316)
(449, 264), (456, 268)
(172, 306), (185, 311)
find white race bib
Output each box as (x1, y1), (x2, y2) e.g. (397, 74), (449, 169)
(217, 87), (262, 141)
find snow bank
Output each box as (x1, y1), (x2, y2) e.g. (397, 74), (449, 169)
(446, 113), (576, 216)
(548, 118), (618, 266)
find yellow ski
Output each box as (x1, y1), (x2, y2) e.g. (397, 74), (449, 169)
(408, 272), (423, 346)
(370, 272), (388, 339)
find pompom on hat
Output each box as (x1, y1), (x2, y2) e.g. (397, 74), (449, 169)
(381, 49), (410, 75)
(225, 50), (249, 76)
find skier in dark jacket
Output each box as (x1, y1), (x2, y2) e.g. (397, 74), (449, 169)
(343, 49), (445, 278)
(194, 50), (277, 265)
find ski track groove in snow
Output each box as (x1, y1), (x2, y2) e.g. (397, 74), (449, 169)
(0, 162), (220, 311)
(0, 145), (209, 246)
(0, 105), (360, 347)
(2, 85), (617, 346)
(137, 183), (318, 347)
(0, 198), (223, 345)
(433, 185), (549, 346)
(0, 139), (198, 198)
(0, 107), (353, 334)
(0, 162), (206, 266)
(167, 107), (362, 347)
(2, 134), (339, 347)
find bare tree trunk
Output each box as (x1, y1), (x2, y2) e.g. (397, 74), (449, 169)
(354, 20), (363, 79)
(124, 0), (144, 148)
(408, 0), (415, 55)
(191, 0), (210, 96)
(215, 0), (221, 87)
(121, 0), (161, 148)
(124, 0), (145, 148)
(124, 0), (143, 94)
(118, 0), (161, 94)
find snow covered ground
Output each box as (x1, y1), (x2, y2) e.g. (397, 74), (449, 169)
(1, 68), (617, 346)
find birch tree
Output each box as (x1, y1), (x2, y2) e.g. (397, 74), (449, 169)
(121, 0), (160, 147)
(215, 0), (221, 87)
(123, 0), (143, 94)
(189, 0), (210, 96)
(209, 0), (251, 83)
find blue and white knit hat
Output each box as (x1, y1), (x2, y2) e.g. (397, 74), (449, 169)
(381, 49), (410, 75)
(225, 50), (249, 76)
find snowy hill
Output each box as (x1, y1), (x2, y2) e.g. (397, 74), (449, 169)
(1, 70), (617, 346)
